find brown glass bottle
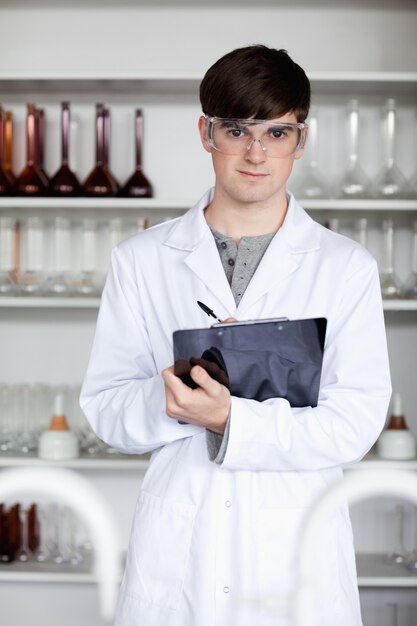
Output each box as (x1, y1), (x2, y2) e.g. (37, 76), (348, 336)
(36, 108), (50, 185)
(15, 104), (49, 196)
(83, 104), (117, 197)
(119, 109), (153, 198)
(103, 106), (120, 193)
(50, 102), (82, 196)
(27, 503), (40, 554)
(0, 107), (15, 196)
(4, 111), (15, 184)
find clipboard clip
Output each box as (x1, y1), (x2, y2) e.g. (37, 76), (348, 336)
(212, 317), (289, 328)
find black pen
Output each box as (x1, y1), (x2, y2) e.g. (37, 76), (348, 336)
(197, 300), (222, 323)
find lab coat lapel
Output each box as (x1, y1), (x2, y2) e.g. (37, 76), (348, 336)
(236, 195), (321, 316)
(164, 190), (237, 317)
(185, 231), (236, 316)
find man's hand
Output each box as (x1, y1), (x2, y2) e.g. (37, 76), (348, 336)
(162, 364), (231, 435)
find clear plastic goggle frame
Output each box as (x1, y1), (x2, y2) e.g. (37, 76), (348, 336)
(205, 115), (308, 158)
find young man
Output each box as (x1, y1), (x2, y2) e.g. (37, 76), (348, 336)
(80, 45), (391, 626)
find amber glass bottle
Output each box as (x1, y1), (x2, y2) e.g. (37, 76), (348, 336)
(0, 108), (14, 195)
(15, 104), (49, 196)
(83, 104), (117, 197)
(49, 102), (82, 196)
(119, 109), (153, 197)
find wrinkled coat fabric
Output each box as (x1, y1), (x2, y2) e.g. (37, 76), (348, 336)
(80, 189), (391, 626)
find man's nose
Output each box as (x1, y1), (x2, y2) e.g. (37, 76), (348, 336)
(245, 138), (267, 162)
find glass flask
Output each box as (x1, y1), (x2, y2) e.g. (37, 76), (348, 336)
(386, 503), (407, 566)
(325, 217), (339, 233)
(292, 107), (329, 199)
(45, 217), (74, 295)
(49, 102), (82, 197)
(379, 219), (402, 298)
(17, 216), (45, 295)
(103, 106), (120, 193)
(373, 99), (407, 199)
(0, 107), (15, 195)
(15, 104), (49, 196)
(36, 108), (50, 186)
(72, 218), (101, 296)
(338, 100), (371, 199)
(16, 505), (32, 562)
(3, 111), (15, 184)
(83, 104), (117, 197)
(119, 109), (153, 198)
(0, 216), (17, 294)
(355, 217), (368, 249)
(403, 220), (417, 298)
(405, 507), (417, 572)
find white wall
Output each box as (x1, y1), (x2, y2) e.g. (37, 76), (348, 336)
(0, 4), (416, 77)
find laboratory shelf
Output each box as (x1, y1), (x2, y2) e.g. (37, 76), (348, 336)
(356, 553), (417, 588)
(1, 553), (416, 587)
(1, 70), (416, 93)
(345, 454), (417, 471)
(1, 297), (416, 311)
(0, 296), (101, 308)
(0, 197), (416, 212)
(0, 452), (151, 471)
(0, 197), (192, 211)
(1, 452), (416, 472)
(0, 561), (96, 584)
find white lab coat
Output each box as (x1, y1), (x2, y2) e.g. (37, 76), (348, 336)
(80, 189), (391, 626)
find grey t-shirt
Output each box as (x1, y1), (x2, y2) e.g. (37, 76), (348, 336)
(206, 225), (275, 463)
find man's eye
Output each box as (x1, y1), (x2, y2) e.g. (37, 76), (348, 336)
(227, 128), (245, 138)
(270, 129), (285, 139)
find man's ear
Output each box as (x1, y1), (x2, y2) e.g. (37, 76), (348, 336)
(198, 115), (212, 153)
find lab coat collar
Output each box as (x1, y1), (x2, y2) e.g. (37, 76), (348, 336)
(163, 188), (321, 316)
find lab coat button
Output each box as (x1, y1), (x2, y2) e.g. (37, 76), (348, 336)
(225, 500), (231, 507)
(223, 586), (230, 594)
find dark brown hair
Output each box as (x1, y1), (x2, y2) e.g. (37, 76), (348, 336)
(200, 45), (310, 122)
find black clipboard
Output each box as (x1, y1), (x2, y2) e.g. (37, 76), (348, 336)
(173, 317), (327, 408)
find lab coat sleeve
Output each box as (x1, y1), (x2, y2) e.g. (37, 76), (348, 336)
(80, 245), (202, 454)
(221, 257), (392, 472)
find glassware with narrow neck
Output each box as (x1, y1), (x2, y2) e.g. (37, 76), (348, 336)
(119, 109), (153, 197)
(83, 104), (117, 197)
(403, 220), (417, 298)
(355, 217), (368, 249)
(405, 507), (417, 572)
(338, 100), (370, 198)
(0, 217), (17, 294)
(15, 104), (49, 196)
(36, 108), (49, 185)
(379, 219), (402, 298)
(16, 505), (32, 562)
(386, 503), (407, 565)
(72, 218), (100, 295)
(49, 102), (82, 196)
(0, 107), (15, 195)
(4, 111), (15, 184)
(292, 107), (329, 199)
(17, 216), (45, 295)
(45, 217), (74, 295)
(373, 99), (407, 199)
(103, 106), (119, 192)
